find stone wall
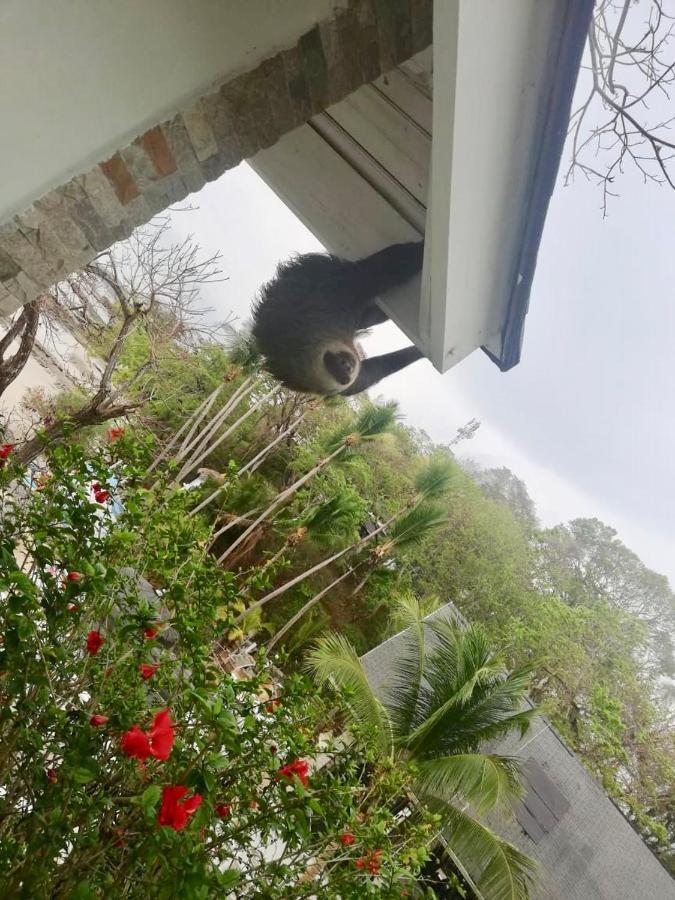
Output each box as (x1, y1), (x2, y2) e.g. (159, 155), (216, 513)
(0, 0), (432, 316)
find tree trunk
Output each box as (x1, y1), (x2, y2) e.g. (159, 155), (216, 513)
(0, 300), (41, 399)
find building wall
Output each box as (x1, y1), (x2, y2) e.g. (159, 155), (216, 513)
(0, 0), (432, 316)
(0, 0), (334, 225)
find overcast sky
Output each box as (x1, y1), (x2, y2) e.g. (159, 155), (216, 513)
(165, 158), (675, 588)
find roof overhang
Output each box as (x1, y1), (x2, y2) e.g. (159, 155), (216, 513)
(251, 0), (592, 375)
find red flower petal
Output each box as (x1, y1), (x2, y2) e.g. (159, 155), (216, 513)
(149, 708), (174, 761)
(143, 626), (158, 639)
(277, 759), (310, 788)
(67, 571), (82, 582)
(86, 630), (104, 656)
(340, 832), (355, 846)
(157, 785), (202, 831)
(108, 427), (125, 441)
(139, 663), (159, 680)
(90, 714), (109, 727)
(94, 489), (110, 503)
(121, 725), (151, 761)
(215, 803), (231, 818)
(0, 444), (14, 460)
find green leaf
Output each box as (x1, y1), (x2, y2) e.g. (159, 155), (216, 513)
(71, 767), (96, 785)
(141, 784), (162, 812)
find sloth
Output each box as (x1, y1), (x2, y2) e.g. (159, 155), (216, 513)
(251, 241), (425, 396)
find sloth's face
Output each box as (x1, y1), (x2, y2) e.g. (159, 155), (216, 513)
(323, 348), (359, 387)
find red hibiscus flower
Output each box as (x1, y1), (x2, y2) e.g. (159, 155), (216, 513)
(66, 571), (82, 582)
(355, 849), (382, 875)
(277, 758), (309, 788)
(108, 427), (125, 441)
(86, 630), (104, 656)
(121, 724), (151, 761)
(90, 714), (109, 727)
(143, 626), (158, 639)
(0, 443), (14, 461)
(139, 663), (159, 680)
(46, 768), (58, 783)
(149, 709), (174, 761)
(94, 489), (110, 503)
(120, 709), (174, 762)
(157, 785), (202, 831)
(215, 803), (231, 818)
(340, 832), (355, 846)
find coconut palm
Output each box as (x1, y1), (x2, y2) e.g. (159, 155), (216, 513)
(307, 598), (537, 900)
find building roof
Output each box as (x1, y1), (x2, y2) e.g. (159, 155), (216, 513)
(360, 604), (675, 900)
(252, 0), (594, 378)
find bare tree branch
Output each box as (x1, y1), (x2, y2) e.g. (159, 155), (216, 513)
(8, 218), (229, 463)
(567, 0), (675, 213)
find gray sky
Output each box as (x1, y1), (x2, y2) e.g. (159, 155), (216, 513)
(166, 160), (675, 587)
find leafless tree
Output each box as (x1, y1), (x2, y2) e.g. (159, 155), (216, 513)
(567, 0), (675, 213)
(5, 219), (227, 465)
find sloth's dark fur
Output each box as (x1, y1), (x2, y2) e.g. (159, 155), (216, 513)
(251, 241), (425, 395)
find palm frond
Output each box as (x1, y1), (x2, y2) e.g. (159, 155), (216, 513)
(415, 753), (524, 815)
(224, 326), (261, 370)
(355, 400), (400, 439)
(431, 801), (537, 900)
(302, 493), (363, 543)
(306, 632), (394, 754)
(389, 502), (448, 548)
(323, 401), (398, 452)
(414, 454), (456, 500)
(405, 628), (533, 757)
(284, 608), (330, 656)
(385, 595), (428, 738)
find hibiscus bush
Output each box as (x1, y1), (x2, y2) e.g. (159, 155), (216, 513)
(0, 436), (435, 898)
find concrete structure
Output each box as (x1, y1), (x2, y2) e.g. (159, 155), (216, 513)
(251, 0), (593, 373)
(361, 605), (675, 900)
(0, 0), (432, 315)
(0, 1), (591, 385)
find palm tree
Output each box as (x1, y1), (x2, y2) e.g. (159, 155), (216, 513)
(217, 402), (399, 565)
(236, 454), (456, 625)
(307, 598), (537, 900)
(266, 500), (448, 651)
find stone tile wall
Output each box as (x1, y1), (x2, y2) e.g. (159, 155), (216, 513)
(0, 0), (432, 316)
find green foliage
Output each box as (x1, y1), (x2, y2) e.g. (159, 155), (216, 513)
(0, 440), (435, 898)
(308, 604), (537, 900)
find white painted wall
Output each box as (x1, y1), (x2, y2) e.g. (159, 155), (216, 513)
(0, 0), (334, 224)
